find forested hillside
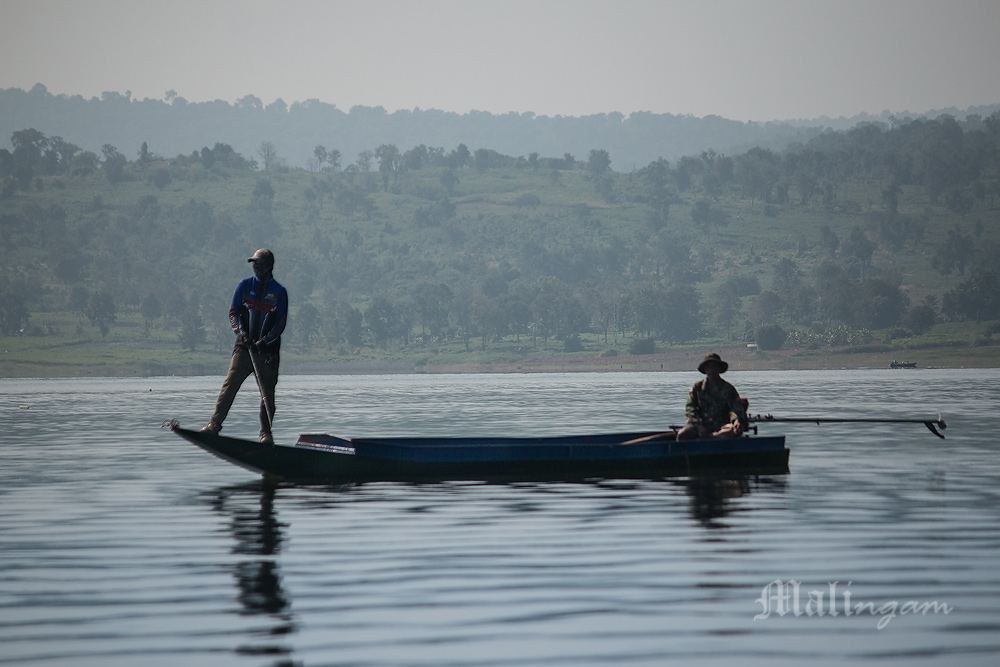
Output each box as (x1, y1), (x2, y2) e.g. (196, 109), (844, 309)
(3, 112), (1000, 374)
(1, 84), (831, 170)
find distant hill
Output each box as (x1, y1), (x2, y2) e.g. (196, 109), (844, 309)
(7, 85), (996, 175)
(1, 84), (832, 170)
(776, 103), (1000, 130)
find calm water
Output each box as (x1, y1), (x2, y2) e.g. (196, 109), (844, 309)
(1, 370), (999, 666)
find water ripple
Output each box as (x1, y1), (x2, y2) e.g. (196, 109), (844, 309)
(2, 370), (999, 665)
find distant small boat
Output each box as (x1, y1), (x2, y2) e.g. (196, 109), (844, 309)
(890, 360), (918, 369)
(169, 424), (789, 482)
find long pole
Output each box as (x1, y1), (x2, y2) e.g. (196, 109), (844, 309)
(749, 414), (947, 438)
(247, 347), (273, 434)
(624, 413), (947, 445)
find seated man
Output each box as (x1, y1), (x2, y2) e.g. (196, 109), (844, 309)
(677, 353), (749, 440)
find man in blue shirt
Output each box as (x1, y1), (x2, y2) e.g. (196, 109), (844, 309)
(203, 248), (289, 443)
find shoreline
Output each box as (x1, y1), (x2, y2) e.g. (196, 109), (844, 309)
(3, 343), (999, 378)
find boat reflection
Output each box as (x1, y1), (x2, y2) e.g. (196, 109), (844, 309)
(202, 471), (784, 663)
(675, 475), (787, 529)
(208, 480), (297, 661)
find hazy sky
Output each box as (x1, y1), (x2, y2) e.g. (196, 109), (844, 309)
(2, 0), (998, 121)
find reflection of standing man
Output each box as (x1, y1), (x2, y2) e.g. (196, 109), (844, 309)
(203, 249), (288, 443)
(209, 481), (297, 647)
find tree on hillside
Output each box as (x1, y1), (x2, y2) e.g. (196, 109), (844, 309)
(412, 282), (453, 338)
(943, 270), (1000, 321)
(750, 290), (783, 327)
(709, 281), (742, 340)
(313, 145), (327, 170)
(70, 150), (99, 176)
(178, 303), (206, 351)
(674, 155), (702, 192)
(906, 301), (937, 334)
(141, 293), (162, 333)
(295, 302), (321, 349)
(11, 129), (47, 163)
(43, 136), (78, 174)
(257, 141), (279, 172)
(881, 179), (900, 215)
(355, 150), (373, 172)
(735, 147), (780, 207)
(199, 146), (216, 169)
(374, 144), (401, 191)
(587, 149), (611, 177)
(638, 158), (673, 229)
(841, 226), (875, 270)
(932, 225), (973, 276)
(235, 94), (262, 111)
(474, 148), (493, 171)
(856, 277), (909, 329)
(630, 283), (702, 342)
(471, 294), (501, 349)
(101, 144), (127, 184)
(251, 178), (275, 217)
(628, 284), (662, 338)
(312, 145), (342, 172)
(813, 261), (855, 324)
(337, 302), (365, 348)
(402, 144), (429, 170)
(755, 324), (787, 350)
(325, 148), (341, 171)
(322, 300), (363, 348)
(11, 129), (51, 187)
(365, 297), (400, 347)
(85, 290), (116, 337)
(700, 149), (734, 195)
(772, 257), (801, 292)
(795, 170), (819, 205)
(501, 290), (533, 343)
(450, 143), (470, 168)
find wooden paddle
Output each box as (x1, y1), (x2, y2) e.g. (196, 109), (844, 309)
(622, 429), (683, 445)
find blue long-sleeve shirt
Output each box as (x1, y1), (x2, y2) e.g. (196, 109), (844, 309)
(229, 276), (288, 351)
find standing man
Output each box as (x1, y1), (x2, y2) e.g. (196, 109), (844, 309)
(203, 249), (288, 443)
(677, 353), (749, 440)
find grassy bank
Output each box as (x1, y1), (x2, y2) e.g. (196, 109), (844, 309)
(3, 309), (998, 377)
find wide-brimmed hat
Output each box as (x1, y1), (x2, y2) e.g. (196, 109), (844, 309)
(697, 352), (729, 374)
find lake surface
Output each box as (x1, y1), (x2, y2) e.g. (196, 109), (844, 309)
(1, 370), (999, 666)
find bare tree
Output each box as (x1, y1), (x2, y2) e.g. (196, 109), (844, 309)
(257, 141), (279, 172)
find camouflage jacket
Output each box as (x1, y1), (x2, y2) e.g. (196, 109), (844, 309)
(685, 378), (748, 430)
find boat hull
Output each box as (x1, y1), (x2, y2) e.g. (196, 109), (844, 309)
(172, 426), (789, 482)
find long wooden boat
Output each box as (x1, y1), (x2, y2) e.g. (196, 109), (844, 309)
(170, 423), (789, 482)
